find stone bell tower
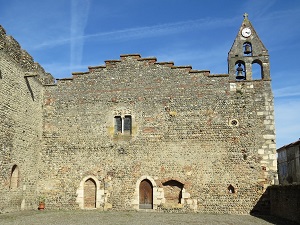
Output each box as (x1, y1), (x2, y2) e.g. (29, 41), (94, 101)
(228, 13), (270, 81)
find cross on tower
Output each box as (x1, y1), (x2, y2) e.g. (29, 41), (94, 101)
(243, 13), (249, 19)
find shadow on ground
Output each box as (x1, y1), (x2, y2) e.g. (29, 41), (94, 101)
(251, 186), (300, 225)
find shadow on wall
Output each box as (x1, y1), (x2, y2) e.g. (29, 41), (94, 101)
(251, 186), (300, 225)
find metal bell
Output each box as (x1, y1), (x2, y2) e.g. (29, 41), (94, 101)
(244, 44), (252, 54)
(236, 63), (245, 80)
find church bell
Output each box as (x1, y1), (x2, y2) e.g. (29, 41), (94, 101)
(244, 43), (252, 54)
(236, 63), (245, 80)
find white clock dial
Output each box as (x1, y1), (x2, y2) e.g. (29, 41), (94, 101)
(241, 27), (251, 37)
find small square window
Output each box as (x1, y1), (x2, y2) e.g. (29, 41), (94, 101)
(114, 115), (132, 135)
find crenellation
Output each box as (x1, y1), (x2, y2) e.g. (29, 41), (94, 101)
(171, 65), (192, 72)
(105, 59), (121, 68)
(155, 61), (174, 67)
(138, 57), (157, 65)
(88, 65), (106, 73)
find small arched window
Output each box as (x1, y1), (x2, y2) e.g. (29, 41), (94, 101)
(252, 60), (263, 80)
(10, 165), (20, 189)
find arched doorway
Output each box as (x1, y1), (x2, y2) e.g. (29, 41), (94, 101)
(162, 180), (184, 205)
(139, 179), (153, 209)
(84, 178), (96, 208)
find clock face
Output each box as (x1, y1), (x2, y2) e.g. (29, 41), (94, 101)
(242, 27), (251, 37)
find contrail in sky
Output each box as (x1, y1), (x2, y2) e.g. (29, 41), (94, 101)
(70, 0), (91, 73)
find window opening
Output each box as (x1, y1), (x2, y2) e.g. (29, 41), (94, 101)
(252, 61), (263, 80)
(114, 115), (132, 135)
(114, 116), (122, 134)
(124, 115), (132, 134)
(228, 184), (235, 194)
(10, 165), (19, 189)
(236, 62), (245, 80)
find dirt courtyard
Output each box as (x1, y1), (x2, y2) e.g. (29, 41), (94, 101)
(0, 210), (299, 225)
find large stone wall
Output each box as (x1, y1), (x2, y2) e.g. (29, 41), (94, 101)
(0, 15), (277, 214)
(40, 54), (276, 213)
(0, 25), (53, 212)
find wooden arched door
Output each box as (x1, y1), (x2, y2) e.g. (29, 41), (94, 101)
(84, 178), (96, 208)
(139, 179), (153, 209)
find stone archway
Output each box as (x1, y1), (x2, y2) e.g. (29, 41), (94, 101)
(162, 180), (183, 205)
(76, 175), (104, 209)
(132, 175), (160, 210)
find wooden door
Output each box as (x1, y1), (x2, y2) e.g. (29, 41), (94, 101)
(139, 179), (153, 209)
(84, 178), (96, 208)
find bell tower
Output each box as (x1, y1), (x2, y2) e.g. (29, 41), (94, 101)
(228, 13), (270, 81)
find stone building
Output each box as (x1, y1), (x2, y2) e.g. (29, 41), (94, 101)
(277, 140), (300, 184)
(0, 14), (277, 214)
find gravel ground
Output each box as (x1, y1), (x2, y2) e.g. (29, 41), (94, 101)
(0, 210), (299, 225)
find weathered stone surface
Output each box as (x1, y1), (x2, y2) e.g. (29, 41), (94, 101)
(0, 15), (277, 214)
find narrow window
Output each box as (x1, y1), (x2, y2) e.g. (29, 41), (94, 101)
(114, 116), (122, 134)
(123, 115), (132, 134)
(10, 165), (19, 189)
(114, 115), (132, 135)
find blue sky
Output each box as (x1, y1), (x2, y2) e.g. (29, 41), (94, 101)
(0, 0), (299, 148)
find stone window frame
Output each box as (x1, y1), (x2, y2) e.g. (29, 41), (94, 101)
(114, 115), (132, 135)
(113, 107), (133, 136)
(229, 119), (239, 127)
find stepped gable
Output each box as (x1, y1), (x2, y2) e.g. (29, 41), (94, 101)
(0, 25), (54, 85)
(69, 53), (212, 81)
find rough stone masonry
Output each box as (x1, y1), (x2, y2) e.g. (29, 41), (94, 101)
(0, 15), (277, 214)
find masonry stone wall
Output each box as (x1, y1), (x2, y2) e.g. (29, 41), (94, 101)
(0, 16), (277, 214)
(0, 25), (54, 212)
(40, 53), (276, 213)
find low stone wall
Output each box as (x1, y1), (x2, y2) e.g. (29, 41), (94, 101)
(269, 184), (300, 223)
